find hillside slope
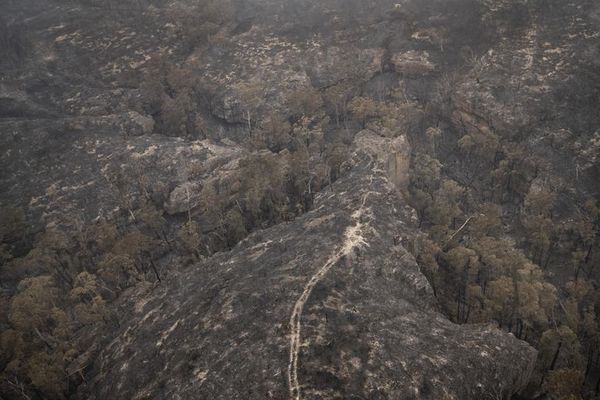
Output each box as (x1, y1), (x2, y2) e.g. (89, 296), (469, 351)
(1, 0), (598, 399)
(78, 137), (536, 400)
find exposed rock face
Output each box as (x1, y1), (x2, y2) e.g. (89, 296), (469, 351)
(211, 92), (246, 125)
(390, 51), (435, 76)
(124, 111), (155, 137)
(79, 137), (536, 400)
(164, 181), (205, 216)
(0, 113), (242, 228)
(354, 130), (412, 192)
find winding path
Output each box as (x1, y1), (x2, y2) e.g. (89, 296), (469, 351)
(287, 184), (374, 400)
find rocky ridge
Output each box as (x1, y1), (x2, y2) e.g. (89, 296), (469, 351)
(77, 134), (536, 400)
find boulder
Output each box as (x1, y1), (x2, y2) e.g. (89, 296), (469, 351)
(164, 181), (203, 216)
(210, 92), (245, 124)
(124, 111), (155, 136)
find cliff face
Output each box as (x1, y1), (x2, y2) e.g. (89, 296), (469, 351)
(78, 135), (536, 400)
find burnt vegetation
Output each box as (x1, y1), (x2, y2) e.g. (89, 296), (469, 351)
(1, 0), (599, 399)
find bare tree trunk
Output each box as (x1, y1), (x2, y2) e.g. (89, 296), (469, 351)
(150, 260), (161, 283)
(543, 242), (556, 269)
(575, 262), (583, 281)
(465, 303), (471, 323)
(55, 258), (74, 288)
(34, 328), (56, 350)
(585, 348), (594, 381)
(550, 341), (562, 370)
(186, 186), (192, 226)
(5, 377), (31, 400)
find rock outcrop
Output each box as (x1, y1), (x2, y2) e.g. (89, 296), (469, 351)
(0, 113), (242, 228)
(390, 51), (436, 76)
(78, 137), (536, 400)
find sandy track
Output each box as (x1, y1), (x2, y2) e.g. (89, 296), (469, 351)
(287, 183), (374, 400)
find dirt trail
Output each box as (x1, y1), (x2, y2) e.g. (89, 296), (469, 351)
(287, 182), (374, 400)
